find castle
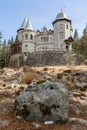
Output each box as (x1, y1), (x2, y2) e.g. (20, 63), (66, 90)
(10, 10), (74, 67)
(16, 10), (73, 55)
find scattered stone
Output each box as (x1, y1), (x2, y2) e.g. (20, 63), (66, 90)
(0, 120), (9, 127)
(57, 72), (63, 79)
(69, 104), (80, 114)
(22, 66), (33, 73)
(42, 74), (52, 80)
(16, 115), (23, 120)
(75, 82), (87, 90)
(32, 123), (41, 129)
(69, 118), (87, 125)
(0, 69), (4, 75)
(84, 59), (87, 65)
(44, 121), (54, 125)
(63, 69), (71, 73)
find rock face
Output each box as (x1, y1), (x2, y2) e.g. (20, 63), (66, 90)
(9, 54), (23, 67)
(15, 81), (69, 123)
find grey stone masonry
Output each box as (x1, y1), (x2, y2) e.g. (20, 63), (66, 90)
(9, 51), (85, 67)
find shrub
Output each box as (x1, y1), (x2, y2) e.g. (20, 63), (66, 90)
(21, 72), (44, 84)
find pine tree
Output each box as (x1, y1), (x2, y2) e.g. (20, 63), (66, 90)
(7, 36), (15, 45)
(73, 29), (79, 41)
(10, 36), (14, 44)
(72, 29), (81, 53)
(81, 25), (87, 55)
(15, 34), (18, 42)
(0, 32), (2, 43)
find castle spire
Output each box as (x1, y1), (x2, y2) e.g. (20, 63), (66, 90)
(17, 17), (34, 32)
(25, 19), (33, 30)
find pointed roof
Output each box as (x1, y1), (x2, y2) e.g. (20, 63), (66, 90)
(20, 17), (28, 29)
(56, 10), (68, 20)
(25, 19), (33, 30)
(17, 17), (34, 32)
(52, 10), (71, 25)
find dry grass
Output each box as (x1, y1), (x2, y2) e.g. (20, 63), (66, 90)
(21, 72), (44, 84)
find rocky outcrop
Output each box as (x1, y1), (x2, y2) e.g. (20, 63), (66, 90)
(9, 53), (23, 67)
(15, 81), (69, 123)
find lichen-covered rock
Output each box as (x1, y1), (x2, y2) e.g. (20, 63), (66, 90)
(15, 81), (69, 123)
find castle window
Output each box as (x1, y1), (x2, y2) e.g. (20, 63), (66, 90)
(41, 36), (49, 42)
(66, 24), (68, 29)
(25, 34), (28, 40)
(22, 35), (24, 40)
(60, 24), (63, 29)
(30, 34), (33, 40)
(25, 44), (28, 47)
(44, 37), (46, 42)
(41, 37), (43, 42)
(46, 36), (49, 42)
(60, 32), (63, 39)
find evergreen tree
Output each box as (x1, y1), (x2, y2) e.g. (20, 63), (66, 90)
(73, 29), (79, 41)
(7, 36), (14, 45)
(81, 25), (87, 56)
(8, 39), (11, 45)
(0, 31), (2, 44)
(10, 36), (14, 44)
(3, 39), (6, 46)
(15, 34), (18, 42)
(0, 32), (4, 67)
(72, 29), (81, 53)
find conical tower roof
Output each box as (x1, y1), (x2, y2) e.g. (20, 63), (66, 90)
(25, 19), (33, 30)
(20, 17), (28, 29)
(53, 10), (71, 25)
(17, 17), (33, 32)
(56, 10), (68, 20)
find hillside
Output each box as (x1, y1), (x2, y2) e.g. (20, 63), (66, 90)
(0, 65), (87, 130)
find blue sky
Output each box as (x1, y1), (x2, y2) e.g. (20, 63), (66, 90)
(0, 0), (87, 42)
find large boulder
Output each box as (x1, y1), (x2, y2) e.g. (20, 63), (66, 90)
(15, 81), (69, 123)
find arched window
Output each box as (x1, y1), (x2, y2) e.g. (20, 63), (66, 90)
(46, 36), (49, 42)
(60, 23), (63, 29)
(25, 34), (28, 40)
(41, 37), (43, 42)
(60, 32), (63, 39)
(66, 24), (68, 29)
(30, 34), (33, 40)
(22, 35), (24, 40)
(25, 44), (28, 47)
(41, 36), (49, 42)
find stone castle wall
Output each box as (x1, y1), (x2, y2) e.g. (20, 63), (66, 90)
(9, 51), (85, 67)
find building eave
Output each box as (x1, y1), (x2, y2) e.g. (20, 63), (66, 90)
(52, 18), (71, 25)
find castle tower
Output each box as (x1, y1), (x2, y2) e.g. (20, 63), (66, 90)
(17, 18), (35, 53)
(52, 10), (73, 51)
